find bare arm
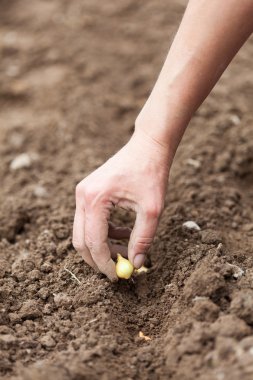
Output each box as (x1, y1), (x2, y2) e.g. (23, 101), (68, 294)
(73, 0), (253, 281)
(136, 0), (253, 158)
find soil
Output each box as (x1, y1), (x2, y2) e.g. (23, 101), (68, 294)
(0, 0), (253, 379)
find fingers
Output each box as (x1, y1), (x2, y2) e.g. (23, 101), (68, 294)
(72, 207), (98, 271)
(128, 207), (160, 269)
(108, 222), (132, 240)
(74, 180), (159, 279)
(85, 208), (118, 282)
(74, 183), (132, 280)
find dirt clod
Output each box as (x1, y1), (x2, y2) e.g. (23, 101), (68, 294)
(201, 229), (223, 245)
(211, 315), (251, 339)
(40, 334), (56, 349)
(191, 298), (220, 322)
(230, 290), (253, 325)
(19, 300), (42, 320)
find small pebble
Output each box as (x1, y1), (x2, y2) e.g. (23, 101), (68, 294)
(183, 221), (201, 231)
(186, 158), (201, 169)
(10, 153), (32, 170)
(33, 185), (48, 198)
(230, 114), (241, 125)
(227, 263), (244, 279)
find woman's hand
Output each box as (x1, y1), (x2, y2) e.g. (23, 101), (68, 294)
(72, 129), (171, 281)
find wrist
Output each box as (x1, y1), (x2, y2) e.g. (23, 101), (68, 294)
(129, 127), (173, 173)
(135, 76), (193, 160)
(135, 108), (188, 168)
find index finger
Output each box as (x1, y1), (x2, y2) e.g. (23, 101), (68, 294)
(85, 206), (118, 282)
(72, 186), (99, 271)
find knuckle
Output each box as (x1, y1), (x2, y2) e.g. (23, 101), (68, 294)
(76, 181), (98, 206)
(135, 236), (153, 252)
(144, 198), (164, 219)
(83, 187), (95, 204)
(75, 182), (85, 200)
(72, 239), (84, 252)
(146, 205), (161, 219)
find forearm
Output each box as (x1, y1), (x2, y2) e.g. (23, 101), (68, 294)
(135, 0), (253, 163)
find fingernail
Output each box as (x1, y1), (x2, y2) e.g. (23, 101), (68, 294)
(133, 254), (145, 269)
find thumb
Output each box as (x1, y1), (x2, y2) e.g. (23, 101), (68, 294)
(128, 208), (159, 269)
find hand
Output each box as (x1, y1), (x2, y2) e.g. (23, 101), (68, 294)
(72, 129), (171, 281)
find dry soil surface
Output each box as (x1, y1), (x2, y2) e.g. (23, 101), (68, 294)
(0, 1), (253, 379)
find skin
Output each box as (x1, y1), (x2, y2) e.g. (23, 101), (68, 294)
(73, 0), (253, 281)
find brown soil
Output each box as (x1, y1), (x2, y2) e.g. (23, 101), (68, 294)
(0, 1), (253, 379)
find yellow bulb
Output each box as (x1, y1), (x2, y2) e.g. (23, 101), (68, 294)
(116, 254), (134, 279)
